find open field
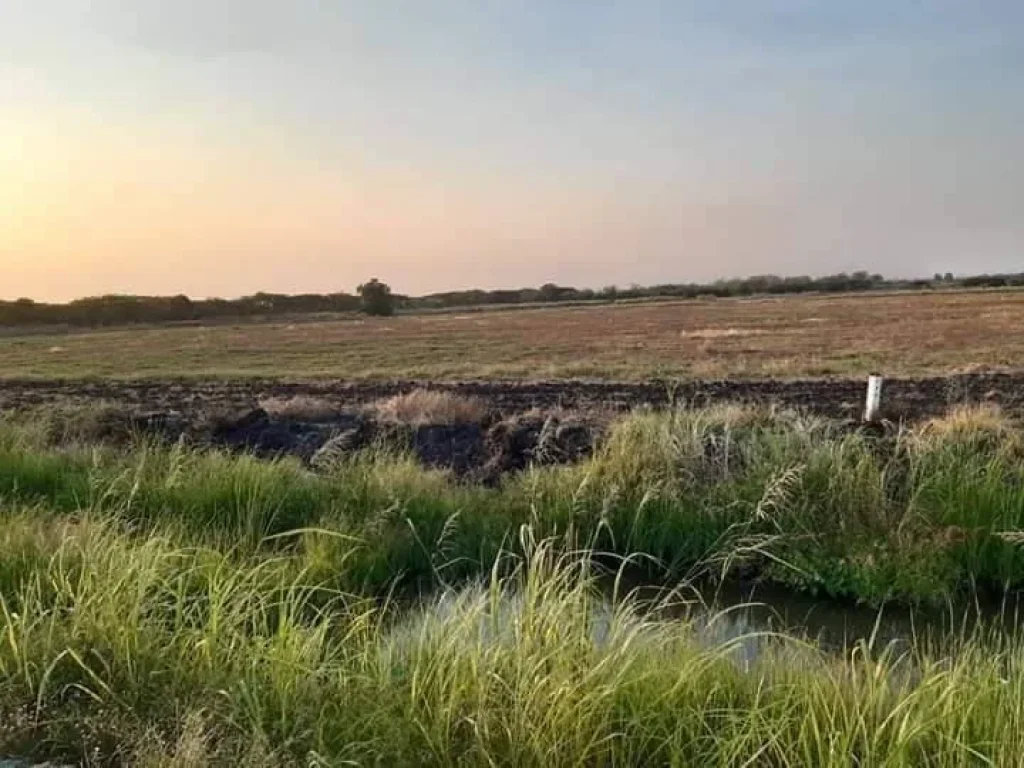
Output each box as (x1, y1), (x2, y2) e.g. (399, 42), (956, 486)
(4, 405), (1024, 764)
(6, 290), (1024, 765)
(3, 289), (1024, 380)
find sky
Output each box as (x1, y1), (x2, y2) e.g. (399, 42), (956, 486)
(2, 1), (1022, 301)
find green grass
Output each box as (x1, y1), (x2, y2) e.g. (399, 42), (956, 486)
(4, 406), (1024, 763)
(4, 404), (1024, 603)
(2, 527), (1024, 766)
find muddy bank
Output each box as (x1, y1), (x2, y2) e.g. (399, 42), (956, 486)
(1, 372), (1022, 420)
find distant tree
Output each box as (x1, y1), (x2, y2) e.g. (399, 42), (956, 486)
(5, 298), (38, 325)
(357, 278), (395, 316)
(14, 268), (1024, 329)
(538, 283), (563, 302)
(168, 294), (195, 321)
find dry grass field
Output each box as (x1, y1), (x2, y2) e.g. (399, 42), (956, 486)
(2, 289), (1023, 380)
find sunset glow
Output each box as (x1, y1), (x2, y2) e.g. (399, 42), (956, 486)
(3, 2), (1022, 301)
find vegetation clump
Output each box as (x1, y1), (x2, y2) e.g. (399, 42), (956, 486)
(257, 395), (342, 422)
(373, 388), (487, 426)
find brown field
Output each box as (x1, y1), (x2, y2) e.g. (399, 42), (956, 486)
(2, 289), (1023, 381)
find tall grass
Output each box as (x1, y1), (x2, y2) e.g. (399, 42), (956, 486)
(3, 404), (1024, 603)
(2, 521), (1024, 765)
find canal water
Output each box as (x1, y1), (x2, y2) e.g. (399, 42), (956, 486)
(401, 572), (1024, 664)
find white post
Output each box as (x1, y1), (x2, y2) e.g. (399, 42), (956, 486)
(864, 375), (884, 422)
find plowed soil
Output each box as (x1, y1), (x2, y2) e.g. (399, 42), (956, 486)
(1, 373), (1021, 422)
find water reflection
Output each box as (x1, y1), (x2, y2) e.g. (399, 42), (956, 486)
(618, 576), (1024, 661)
(396, 569), (1024, 667)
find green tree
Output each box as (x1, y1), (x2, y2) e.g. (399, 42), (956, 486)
(357, 279), (395, 317)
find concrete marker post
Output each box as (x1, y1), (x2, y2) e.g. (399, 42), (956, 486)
(864, 375), (884, 422)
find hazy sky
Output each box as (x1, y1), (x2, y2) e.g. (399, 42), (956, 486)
(2, 1), (1022, 301)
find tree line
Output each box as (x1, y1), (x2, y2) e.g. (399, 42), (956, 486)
(2, 270), (1023, 328)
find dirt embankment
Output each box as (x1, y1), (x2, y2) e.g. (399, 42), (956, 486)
(0, 373), (1020, 420)
(0, 374), (1020, 482)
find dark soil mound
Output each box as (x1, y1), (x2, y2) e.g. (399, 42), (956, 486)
(27, 402), (602, 482)
(6, 372), (1023, 481)
(192, 408), (599, 480)
(3, 372), (1024, 422)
